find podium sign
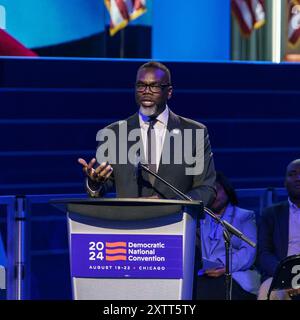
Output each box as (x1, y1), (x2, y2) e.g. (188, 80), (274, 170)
(71, 234), (183, 279)
(51, 198), (204, 300)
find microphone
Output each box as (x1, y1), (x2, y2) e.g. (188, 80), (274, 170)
(134, 153), (141, 180)
(140, 164), (193, 201)
(140, 164), (256, 248)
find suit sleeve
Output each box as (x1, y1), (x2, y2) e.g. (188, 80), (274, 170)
(187, 127), (216, 207)
(85, 127), (116, 197)
(86, 175), (115, 198)
(257, 208), (280, 277)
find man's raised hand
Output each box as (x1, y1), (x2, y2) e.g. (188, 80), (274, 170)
(78, 158), (113, 183)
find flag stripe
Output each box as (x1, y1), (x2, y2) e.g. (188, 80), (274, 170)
(232, 0), (253, 36)
(116, 0), (130, 20)
(232, 0), (265, 36)
(105, 0), (147, 36)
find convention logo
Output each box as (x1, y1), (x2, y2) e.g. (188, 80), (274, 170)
(71, 234), (183, 279)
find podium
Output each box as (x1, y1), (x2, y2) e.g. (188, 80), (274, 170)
(0, 266), (5, 290)
(0, 232), (6, 294)
(52, 198), (204, 300)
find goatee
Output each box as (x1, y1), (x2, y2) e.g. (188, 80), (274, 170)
(139, 105), (158, 117)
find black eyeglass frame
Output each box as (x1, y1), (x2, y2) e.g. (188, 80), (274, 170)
(135, 83), (172, 93)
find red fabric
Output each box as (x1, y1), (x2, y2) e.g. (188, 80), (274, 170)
(0, 29), (38, 56)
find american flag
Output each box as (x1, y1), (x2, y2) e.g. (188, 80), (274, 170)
(287, 0), (300, 47)
(104, 0), (147, 36)
(231, 0), (265, 36)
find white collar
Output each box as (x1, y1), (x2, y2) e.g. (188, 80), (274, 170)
(288, 198), (300, 211)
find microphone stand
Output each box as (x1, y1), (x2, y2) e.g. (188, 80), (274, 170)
(140, 164), (256, 300)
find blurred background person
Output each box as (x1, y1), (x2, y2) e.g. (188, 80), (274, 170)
(196, 172), (260, 300)
(257, 159), (300, 300)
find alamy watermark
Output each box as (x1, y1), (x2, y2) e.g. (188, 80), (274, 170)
(291, 265), (300, 290)
(96, 121), (204, 175)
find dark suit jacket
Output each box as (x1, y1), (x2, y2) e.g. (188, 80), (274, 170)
(257, 201), (289, 281)
(93, 110), (216, 207)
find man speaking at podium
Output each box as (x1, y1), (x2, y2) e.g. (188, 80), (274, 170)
(78, 61), (216, 207)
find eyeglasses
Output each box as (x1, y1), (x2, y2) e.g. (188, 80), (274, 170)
(135, 83), (171, 93)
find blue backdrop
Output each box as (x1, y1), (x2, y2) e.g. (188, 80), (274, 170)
(152, 0), (231, 61)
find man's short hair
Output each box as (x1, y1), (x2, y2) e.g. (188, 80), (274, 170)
(137, 61), (171, 84)
(286, 159), (300, 176)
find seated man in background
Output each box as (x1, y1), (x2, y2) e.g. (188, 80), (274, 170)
(196, 172), (260, 300)
(257, 159), (300, 300)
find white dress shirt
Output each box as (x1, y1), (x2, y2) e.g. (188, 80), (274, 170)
(287, 198), (300, 256)
(87, 106), (169, 195)
(138, 106), (169, 172)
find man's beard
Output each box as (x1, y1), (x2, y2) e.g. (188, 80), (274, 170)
(139, 104), (158, 117)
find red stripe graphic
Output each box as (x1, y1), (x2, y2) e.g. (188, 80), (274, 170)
(106, 255), (127, 261)
(106, 248), (127, 254)
(106, 241), (127, 248)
